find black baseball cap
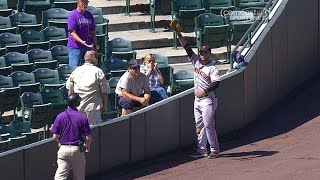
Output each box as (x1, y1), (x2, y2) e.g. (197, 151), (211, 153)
(199, 45), (211, 53)
(128, 59), (140, 68)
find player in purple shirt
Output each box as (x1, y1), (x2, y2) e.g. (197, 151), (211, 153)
(172, 21), (221, 159)
(51, 93), (92, 180)
(67, 0), (98, 66)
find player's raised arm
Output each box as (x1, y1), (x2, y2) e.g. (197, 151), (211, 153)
(170, 19), (194, 59)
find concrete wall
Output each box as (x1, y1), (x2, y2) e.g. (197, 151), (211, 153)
(1, 0), (320, 178)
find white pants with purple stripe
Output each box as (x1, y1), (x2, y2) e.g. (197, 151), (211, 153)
(194, 96), (219, 153)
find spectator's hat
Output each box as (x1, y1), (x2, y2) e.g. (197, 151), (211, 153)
(199, 45), (211, 53)
(128, 59), (140, 68)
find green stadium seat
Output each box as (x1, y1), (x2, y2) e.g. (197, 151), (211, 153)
(100, 57), (128, 77)
(57, 64), (76, 82)
(41, 26), (67, 47)
(0, 139), (10, 152)
(23, 0), (53, 23)
(8, 119), (31, 137)
(236, 0), (267, 9)
(0, 16), (16, 34)
(4, 52), (33, 73)
(171, 0), (206, 48)
(0, 86), (20, 117)
(10, 71), (41, 94)
(0, 32), (28, 53)
(102, 77), (120, 119)
(0, 124), (11, 134)
(42, 7), (70, 28)
(20, 30), (50, 50)
(204, 0), (235, 15)
(20, 92), (52, 129)
(8, 135), (26, 149)
(195, 13), (232, 62)
(33, 67), (61, 86)
(27, 48), (57, 70)
(109, 38), (136, 61)
(9, 12), (42, 33)
(0, 56), (6, 67)
(53, 0), (76, 11)
(50, 45), (69, 65)
(0, 74), (13, 88)
(40, 87), (67, 124)
(172, 69), (194, 95)
(0, 132), (11, 140)
(22, 131), (40, 144)
(0, 0), (12, 17)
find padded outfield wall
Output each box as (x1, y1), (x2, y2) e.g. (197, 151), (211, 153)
(1, 0), (320, 178)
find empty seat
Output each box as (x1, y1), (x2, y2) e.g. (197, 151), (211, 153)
(27, 48), (57, 69)
(41, 26), (67, 47)
(0, 16), (16, 34)
(23, 0), (53, 23)
(0, 32), (28, 53)
(33, 67), (61, 85)
(172, 69), (194, 95)
(50, 45), (69, 64)
(57, 64), (77, 82)
(4, 51), (33, 72)
(9, 12), (42, 33)
(0, 0), (13, 17)
(20, 30), (50, 50)
(42, 7), (70, 28)
(108, 38), (136, 61)
(10, 71), (41, 94)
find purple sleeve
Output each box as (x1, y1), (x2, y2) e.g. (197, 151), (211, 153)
(83, 118), (91, 136)
(51, 116), (61, 134)
(68, 11), (78, 31)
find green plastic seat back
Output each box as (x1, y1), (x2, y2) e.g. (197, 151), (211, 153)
(8, 135), (26, 149)
(27, 48), (53, 63)
(0, 32), (22, 47)
(203, 25), (229, 48)
(0, 87), (20, 111)
(20, 92), (44, 108)
(40, 87), (65, 105)
(10, 71), (36, 86)
(110, 38), (133, 52)
(9, 12), (38, 26)
(195, 13), (226, 29)
(50, 45), (69, 64)
(33, 67), (60, 85)
(86, 6), (105, 24)
(0, 16), (12, 29)
(42, 7), (70, 27)
(0, 0), (9, 9)
(41, 26), (66, 41)
(0, 56), (6, 67)
(231, 22), (253, 45)
(22, 131), (40, 144)
(20, 30), (45, 43)
(9, 120), (31, 137)
(0, 124), (11, 134)
(0, 75), (13, 88)
(57, 64), (77, 82)
(153, 54), (169, 67)
(173, 69), (194, 93)
(4, 51), (30, 65)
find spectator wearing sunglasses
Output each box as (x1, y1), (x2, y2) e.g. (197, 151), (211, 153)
(115, 59), (151, 115)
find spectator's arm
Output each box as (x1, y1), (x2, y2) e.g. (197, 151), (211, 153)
(156, 70), (164, 85)
(70, 30), (87, 46)
(100, 93), (107, 112)
(121, 89), (144, 103)
(90, 30), (98, 49)
(52, 134), (61, 147)
(84, 135), (92, 153)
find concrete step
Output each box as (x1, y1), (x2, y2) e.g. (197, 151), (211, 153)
(108, 28), (191, 49)
(92, 0), (150, 14)
(105, 12), (171, 32)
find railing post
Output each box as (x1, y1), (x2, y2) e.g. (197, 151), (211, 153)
(125, 0), (130, 16)
(149, 0), (156, 33)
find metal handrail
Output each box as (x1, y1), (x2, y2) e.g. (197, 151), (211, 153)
(230, 0), (280, 71)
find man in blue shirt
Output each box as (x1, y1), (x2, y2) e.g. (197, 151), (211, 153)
(51, 93), (92, 180)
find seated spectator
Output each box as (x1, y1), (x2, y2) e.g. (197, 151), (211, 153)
(115, 59), (151, 116)
(141, 54), (168, 104)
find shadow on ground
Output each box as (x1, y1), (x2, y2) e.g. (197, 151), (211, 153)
(88, 73), (320, 180)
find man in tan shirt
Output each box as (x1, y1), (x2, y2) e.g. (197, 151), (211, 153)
(66, 50), (109, 125)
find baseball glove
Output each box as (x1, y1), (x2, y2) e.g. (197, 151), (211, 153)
(170, 19), (182, 33)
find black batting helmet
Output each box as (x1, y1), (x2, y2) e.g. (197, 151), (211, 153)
(67, 93), (81, 108)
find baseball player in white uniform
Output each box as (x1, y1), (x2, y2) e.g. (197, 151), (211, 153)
(174, 22), (221, 159)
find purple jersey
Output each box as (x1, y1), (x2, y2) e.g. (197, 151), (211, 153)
(67, 10), (96, 49)
(51, 108), (91, 145)
(190, 53), (221, 99)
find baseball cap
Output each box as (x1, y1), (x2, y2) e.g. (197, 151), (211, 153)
(128, 59), (140, 68)
(199, 45), (211, 53)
